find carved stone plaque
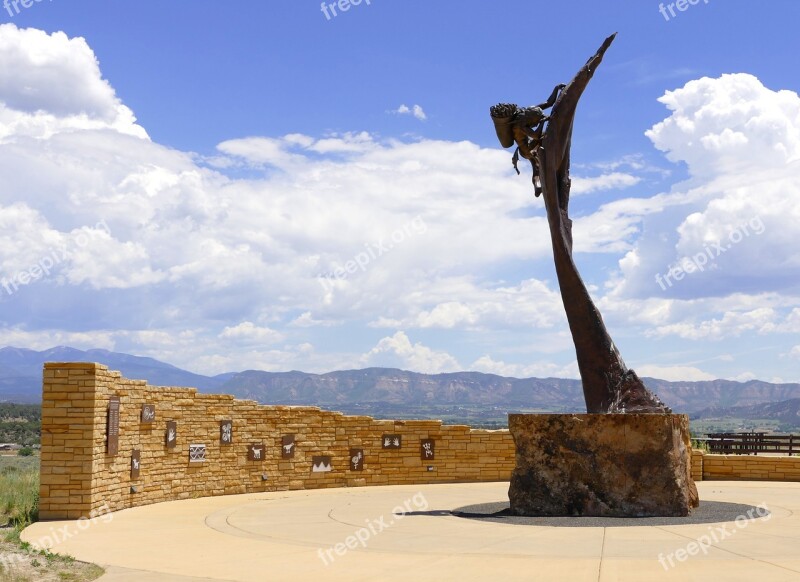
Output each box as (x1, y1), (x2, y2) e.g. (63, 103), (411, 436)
(248, 443), (265, 461)
(281, 434), (296, 459)
(189, 444), (206, 463)
(382, 434), (401, 449)
(131, 449), (141, 479)
(141, 404), (155, 424)
(312, 456), (332, 473)
(220, 420), (233, 445)
(165, 421), (177, 449)
(106, 396), (120, 456)
(349, 448), (364, 471)
(420, 438), (435, 460)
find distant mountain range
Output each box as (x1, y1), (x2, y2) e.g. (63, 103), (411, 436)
(692, 398), (800, 426)
(0, 346), (231, 402)
(2, 346), (800, 416)
(220, 368), (586, 409)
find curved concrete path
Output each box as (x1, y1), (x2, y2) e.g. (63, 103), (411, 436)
(22, 481), (800, 582)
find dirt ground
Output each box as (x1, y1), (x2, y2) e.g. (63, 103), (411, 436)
(0, 531), (104, 582)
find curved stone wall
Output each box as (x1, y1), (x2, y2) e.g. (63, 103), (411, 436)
(39, 363), (515, 519)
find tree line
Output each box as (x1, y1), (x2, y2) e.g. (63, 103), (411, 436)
(0, 403), (40, 447)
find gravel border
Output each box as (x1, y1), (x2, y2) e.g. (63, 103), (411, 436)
(446, 500), (770, 527)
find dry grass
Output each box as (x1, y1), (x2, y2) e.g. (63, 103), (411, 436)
(0, 456), (39, 528)
(0, 454), (104, 582)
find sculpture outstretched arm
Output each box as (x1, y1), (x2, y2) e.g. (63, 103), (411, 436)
(535, 83), (566, 111)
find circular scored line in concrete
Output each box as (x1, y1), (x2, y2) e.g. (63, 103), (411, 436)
(21, 481), (800, 582)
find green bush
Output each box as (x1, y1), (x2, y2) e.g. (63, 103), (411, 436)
(17, 447), (34, 457)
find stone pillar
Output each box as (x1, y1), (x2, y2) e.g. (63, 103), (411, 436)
(39, 363), (107, 520)
(508, 414), (700, 517)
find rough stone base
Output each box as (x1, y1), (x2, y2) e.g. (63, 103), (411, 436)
(508, 414), (700, 517)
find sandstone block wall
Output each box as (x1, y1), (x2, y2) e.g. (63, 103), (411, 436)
(39, 363), (516, 519)
(691, 449), (703, 481)
(700, 453), (800, 481)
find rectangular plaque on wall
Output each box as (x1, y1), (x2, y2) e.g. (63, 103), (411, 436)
(248, 443), (265, 461)
(220, 420), (233, 445)
(420, 439), (435, 460)
(382, 434), (402, 449)
(141, 404), (155, 424)
(312, 456), (332, 473)
(165, 421), (177, 449)
(349, 448), (364, 471)
(106, 396), (120, 456)
(131, 449), (141, 479)
(281, 434), (296, 459)
(189, 444), (206, 463)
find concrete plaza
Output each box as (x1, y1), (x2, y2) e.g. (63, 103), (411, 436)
(22, 481), (800, 581)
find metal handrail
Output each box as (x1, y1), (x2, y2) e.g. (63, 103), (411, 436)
(704, 432), (798, 456)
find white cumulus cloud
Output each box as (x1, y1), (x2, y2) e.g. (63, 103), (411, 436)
(470, 355), (579, 379)
(219, 322), (283, 344)
(0, 24), (797, 382)
(0, 24), (147, 140)
(361, 331), (460, 374)
(637, 365), (716, 382)
(392, 104), (427, 121)
(571, 172), (641, 196)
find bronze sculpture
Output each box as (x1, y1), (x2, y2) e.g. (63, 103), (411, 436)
(491, 83), (564, 196)
(490, 34), (669, 414)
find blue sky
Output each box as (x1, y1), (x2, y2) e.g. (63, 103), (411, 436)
(0, 1), (798, 382)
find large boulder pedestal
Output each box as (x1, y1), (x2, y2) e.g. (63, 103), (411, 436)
(508, 414), (700, 517)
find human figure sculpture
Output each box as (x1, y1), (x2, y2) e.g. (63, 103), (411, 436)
(491, 84), (565, 196)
